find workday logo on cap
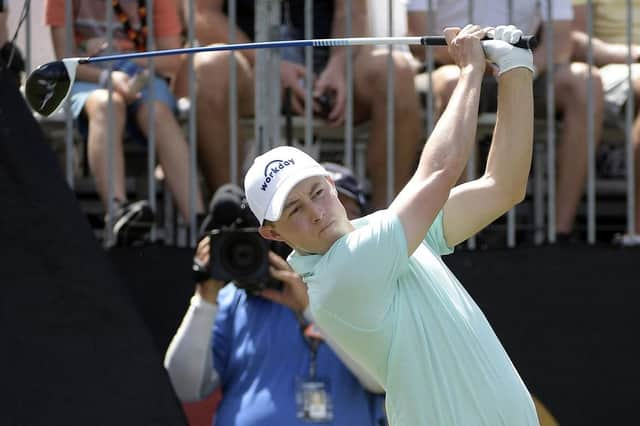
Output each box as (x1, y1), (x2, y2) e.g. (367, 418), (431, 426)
(261, 158), (296, 191)
(244, 146), (329, 224)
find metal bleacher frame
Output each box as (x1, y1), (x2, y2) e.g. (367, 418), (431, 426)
(34, 93), (630, 248)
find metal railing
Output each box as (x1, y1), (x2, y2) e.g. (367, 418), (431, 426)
(10, 0), (638, 248)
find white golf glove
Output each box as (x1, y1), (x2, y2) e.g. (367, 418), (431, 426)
(482, 25), (534, 76)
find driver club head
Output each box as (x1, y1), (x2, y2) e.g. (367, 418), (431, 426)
(25, 58), (78, 117)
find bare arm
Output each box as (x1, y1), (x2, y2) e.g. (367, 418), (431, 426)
(192, 0), (256, 65)
(389, 26), (486, 255)
(407, 10), (451, 64)
(572, 5), (640, 66)
(331, 0), (368, 58)
(0, 11), (8, 46)
(311, 0), (368, 125)
(533, 20), (573, 73)
(131, 34), (185, 78)
(50, 26), (103, 83)
(442, 69), (534, 246)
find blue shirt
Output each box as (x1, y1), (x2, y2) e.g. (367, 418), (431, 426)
(289, 210), (538, 426)
(212, 285), (383, 426)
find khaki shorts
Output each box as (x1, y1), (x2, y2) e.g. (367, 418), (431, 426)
(600, 63), (640, 125)
(479, 73), (551, 116)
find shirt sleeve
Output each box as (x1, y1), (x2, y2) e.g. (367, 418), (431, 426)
(211, 286), (237, 385)
(309, 210), (408, 329)
(406, 0), (429, 12)
(423, 209), (454, 256)
(44, 0), (65, 27)
(163, 294), (221, 402)
(541, 0), (574, 21)
(154, 0), (182, 38)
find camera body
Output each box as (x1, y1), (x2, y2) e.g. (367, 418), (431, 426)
(314, 91), (335, 120)
(208, 228), (285, 294)
(203, 184), (288, 294)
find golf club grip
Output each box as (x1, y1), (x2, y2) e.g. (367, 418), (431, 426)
(420, 35), (537, 50)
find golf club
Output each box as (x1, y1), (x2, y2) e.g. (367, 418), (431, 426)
(25, 34), (537, 117)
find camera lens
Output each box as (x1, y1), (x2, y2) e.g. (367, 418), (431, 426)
(219, 233), (265, 276)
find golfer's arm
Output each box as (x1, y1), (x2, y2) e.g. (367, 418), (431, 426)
(390, 66), (484, 254)
(194, 0), (256, 66)
(443, 69), (534, 246)
(164, 294), (221, 402)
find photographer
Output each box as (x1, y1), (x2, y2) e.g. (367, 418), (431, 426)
(164, 163), (385, 426)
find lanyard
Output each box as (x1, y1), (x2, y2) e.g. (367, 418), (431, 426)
(297, 313), (323, 379)
(112, 0), (148, 52)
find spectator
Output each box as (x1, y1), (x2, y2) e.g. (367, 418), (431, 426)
(45, 0), (204, 246)
(572, 0), (640, 245)
(0, 1), (7, 48)
(173, 0), (422, 210)
(164, 165), (386, 426)
(407, 0), (605, 243)
(0, 1), (25, 87)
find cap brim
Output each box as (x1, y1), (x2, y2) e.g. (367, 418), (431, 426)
(262, 166), (329, 223)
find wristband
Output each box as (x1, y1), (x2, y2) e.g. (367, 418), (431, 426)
(192, 259), (210, 284)
(98, 69), (110, 87)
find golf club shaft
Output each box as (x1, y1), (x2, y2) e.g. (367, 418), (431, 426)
(78, 35), (536, 65)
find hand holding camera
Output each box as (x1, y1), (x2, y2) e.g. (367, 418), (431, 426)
(193, 184), (291, 296)
(193, 236), (226, 303)
(259, 252), (309, 313)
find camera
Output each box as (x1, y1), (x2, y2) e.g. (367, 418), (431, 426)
(199, 184), (289, 294)
(314, 91), (335, 120)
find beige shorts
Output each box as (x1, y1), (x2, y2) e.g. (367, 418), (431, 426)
(600, 63), (640, 125)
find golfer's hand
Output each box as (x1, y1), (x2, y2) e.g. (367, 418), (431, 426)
(260, 251), (309, 313)
(444, 25), (488, 74)
(194, 236), (224, 304)
(482, 25), (534, 76)
(280, 60), (308, 115)
(109, 70), (141, 104)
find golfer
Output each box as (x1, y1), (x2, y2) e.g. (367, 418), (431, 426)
(244, 25), (538, 426)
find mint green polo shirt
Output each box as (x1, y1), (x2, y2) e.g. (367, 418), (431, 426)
(288, 210), (538, 426)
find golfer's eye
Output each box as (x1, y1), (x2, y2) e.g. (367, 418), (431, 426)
(289, 206), (300, 217)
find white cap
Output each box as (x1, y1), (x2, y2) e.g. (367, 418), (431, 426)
(244, 146), (329, 224)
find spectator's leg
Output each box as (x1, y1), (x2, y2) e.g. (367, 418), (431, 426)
(174, 51), (254, 192)
(353, 48), (422, 209)
(553, 63), (604, 236)
(430, 64), (460, 118)
(84, 90), (128, 207)
(633, 77), (640, 233)
(134, 101), (205, 220)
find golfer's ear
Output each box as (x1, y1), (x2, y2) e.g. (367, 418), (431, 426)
(259, 224), (284, 242)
